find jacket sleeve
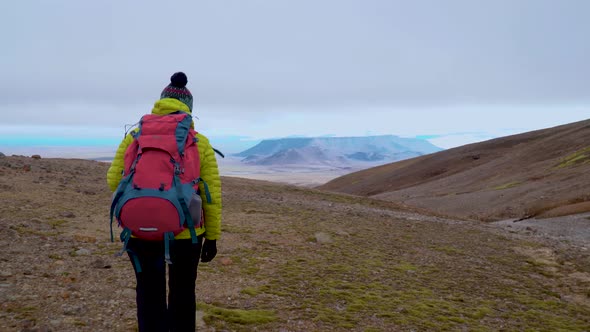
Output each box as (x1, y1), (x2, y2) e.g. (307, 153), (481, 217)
(106, 133), (135, 192)
(197, 133), (222, 240)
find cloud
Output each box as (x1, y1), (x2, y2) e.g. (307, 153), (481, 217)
(0, 0), (589, 109)
(1, 0), (588, 157)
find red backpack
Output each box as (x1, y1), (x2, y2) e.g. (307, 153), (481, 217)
(109, 113), (210, 268)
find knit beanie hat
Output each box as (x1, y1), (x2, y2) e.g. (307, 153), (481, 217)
(160, 72), (193, 111)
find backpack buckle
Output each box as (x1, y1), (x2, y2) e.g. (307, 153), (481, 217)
(170, 158), (183, 175)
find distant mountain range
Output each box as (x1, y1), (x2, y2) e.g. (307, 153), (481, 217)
(235, 136), (442, 166)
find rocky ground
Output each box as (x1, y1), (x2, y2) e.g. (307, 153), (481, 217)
(0, 156), (589, 331)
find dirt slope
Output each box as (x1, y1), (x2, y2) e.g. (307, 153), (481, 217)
(319, 119), (590, 221)
(1, 156), (589, 331)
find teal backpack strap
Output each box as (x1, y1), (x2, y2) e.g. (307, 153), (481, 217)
(197, 177), (212, 204)
(109, 216), (115, 243)
(109, 190), (124, 242)
(183, 205), (198, 244)
(129, 252), (142, 273)
(185, 216), (199, 245)
(116, 228), (132, 257)
(109, 174), (134, 242)
(174, 114), (193, 156)
(191, 177), (212, 204)
(189, 227), (198, 244)
(164, 232), (175, 265)
(115, 228), (142, 273)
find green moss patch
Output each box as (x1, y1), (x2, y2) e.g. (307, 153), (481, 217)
(197, 303), (276, 325)
(433, 246), (464, 255)
(48, 219), (68, 229)
(554, 146), (590, 169)
(240, 287), (260, 296)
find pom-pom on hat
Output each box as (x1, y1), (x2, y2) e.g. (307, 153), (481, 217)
(160, 72), (193, 111)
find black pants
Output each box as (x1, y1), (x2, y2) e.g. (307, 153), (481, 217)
(127, 238), (202, 332)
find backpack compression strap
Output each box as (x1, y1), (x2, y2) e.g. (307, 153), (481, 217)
(116, 228), (142, 273)
(164, 232), (175, 265)
(109, 174), (134, 242)
(213, 148), (225, 158)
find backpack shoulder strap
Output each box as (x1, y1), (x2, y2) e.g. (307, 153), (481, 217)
(174, 113), (193, 156)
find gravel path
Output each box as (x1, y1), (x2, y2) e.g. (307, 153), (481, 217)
(491, 212), (590, 248)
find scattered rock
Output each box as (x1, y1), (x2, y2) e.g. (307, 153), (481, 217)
(61, 211), (76, 218)
(220, 257), (233, 266)
(31, 154), (42, 160)
(23, 164), (31, 172)
(0, 270), (13, 279)
(73, 234), (97, 243)
(19, 319), (36, 329)
(75, 248), (91, 256)
(120, 288), (136, 298)
(91, 259), (112, 269)
(335, 229), (350, 237)
(314, 232), (333, 244)
(62, 304), (86, 316)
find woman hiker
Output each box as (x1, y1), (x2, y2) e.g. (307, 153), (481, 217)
(107, 72), (222, 331)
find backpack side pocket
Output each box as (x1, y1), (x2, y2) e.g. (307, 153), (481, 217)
(188, 192), (203, 228)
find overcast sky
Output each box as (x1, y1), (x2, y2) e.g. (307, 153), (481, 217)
(1, 0), (589, 154)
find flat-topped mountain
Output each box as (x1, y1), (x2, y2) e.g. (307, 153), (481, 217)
(235, 135), (442, 166)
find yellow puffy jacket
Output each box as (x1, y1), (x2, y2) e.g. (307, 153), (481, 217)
(106, 98), (222, 240)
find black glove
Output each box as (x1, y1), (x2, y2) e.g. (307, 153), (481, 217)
(200, 239), (217, 263)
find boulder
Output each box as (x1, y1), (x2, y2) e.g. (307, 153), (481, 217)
(31, 154), (41, 160)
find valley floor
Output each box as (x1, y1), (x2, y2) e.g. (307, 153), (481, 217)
(0, 156), (589, 331)
(218, 156), (372, 187)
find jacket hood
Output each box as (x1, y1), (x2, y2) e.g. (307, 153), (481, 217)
(151, 98), (195, 128)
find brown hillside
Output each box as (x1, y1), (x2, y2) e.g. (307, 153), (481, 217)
(319, 119), (590, 221)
